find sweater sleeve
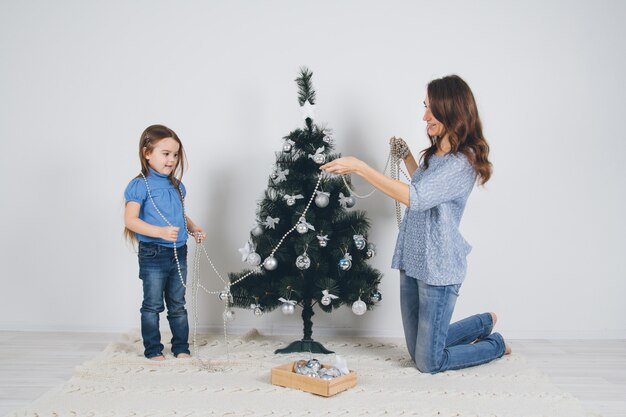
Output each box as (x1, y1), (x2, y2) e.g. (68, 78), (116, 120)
(409, 155), (476, 212)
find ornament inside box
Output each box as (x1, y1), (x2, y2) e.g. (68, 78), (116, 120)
(270, 361), (357, 397)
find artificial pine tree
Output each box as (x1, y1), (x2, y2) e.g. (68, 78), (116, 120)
(228, 67), (383, 354)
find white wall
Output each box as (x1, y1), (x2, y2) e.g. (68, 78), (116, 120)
(1, 0), (624, 339)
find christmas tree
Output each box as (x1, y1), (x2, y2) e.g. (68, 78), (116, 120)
(228, 67), (383, 354)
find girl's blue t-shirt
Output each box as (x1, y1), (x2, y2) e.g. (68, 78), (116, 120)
(124, 169), (188, 248)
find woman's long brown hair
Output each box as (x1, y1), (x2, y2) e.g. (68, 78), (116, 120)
(420, 75), (492, 185)
(124, 124), (187, 243)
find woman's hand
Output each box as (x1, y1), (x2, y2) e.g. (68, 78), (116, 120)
(389, 136), (410, 160)
(320, 156), (365, 175)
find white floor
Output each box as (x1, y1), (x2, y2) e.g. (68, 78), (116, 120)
(0, 332), (624, 417)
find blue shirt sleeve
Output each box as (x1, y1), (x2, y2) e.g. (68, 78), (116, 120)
(409, 155), (476, 212)
(124, 178), (147, 205)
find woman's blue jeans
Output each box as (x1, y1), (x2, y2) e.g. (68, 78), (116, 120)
(400, 271), (505, 373)
(138, 242), (190, 359)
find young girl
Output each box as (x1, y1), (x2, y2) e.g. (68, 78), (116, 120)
(124, 124), (206, 361)
(321, 75), (510, 373)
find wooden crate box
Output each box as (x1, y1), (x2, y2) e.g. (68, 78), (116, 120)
(270, 362), (357, 397)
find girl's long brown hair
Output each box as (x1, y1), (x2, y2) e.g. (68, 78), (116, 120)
(124, 124), (187, 243)
(420, 75), (492, 185)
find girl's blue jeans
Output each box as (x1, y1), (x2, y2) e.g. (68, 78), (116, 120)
(138, 242), (190, 359)
(400, 271), (505, 373)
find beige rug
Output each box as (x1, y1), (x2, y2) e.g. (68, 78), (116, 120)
(10, 330), (590, 417)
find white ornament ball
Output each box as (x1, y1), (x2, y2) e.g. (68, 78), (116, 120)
(246, 252), (262, 266)
(345, 196), (356, 208)
(251, 225), (263, 237)
(352, 299), (367, 315)
(338, 258), (352, 271)
(312, 154), (326, 164)
(281, 302), (295, 315)
(315, 194), (329, 208)
(263, 256), (278, 270)
(319, 239), (328, 248)
(296, 222), (309, 234)
(282, 142), (293, 153)
(286, 197), (296, 206)
(296, 254), (311, 270)
(321, 295), (332, 306)
(223, 309), (235, 321)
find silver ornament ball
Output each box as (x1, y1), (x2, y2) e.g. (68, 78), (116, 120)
(312, 154), (326, 164)
(286, 197), (296, 206)
(246, 252), (262, 266)
(263, 256), (278, 270)
(253, 306), (264, 317)
(251, 225), (263, 237)
(371, 291), (382, 303)
(315, 194), (329, 208)
(319, 239), (328, 248)
(270, 171), (278, 180)
(321, 295), (332, 306)
(338, 258), (352, 271)
(296, 222), (309, 234)
(345, 196), (356, 208)
(282, 142), (293, 153)
(352, 299), (367, 315)
(295, 254), (311, 270)
(281, 302), (295, 315)
(354, 236), (367, 251)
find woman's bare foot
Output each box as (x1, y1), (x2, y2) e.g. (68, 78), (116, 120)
(176, 353), (191, 359)
(150, 355), (166, 361)
(490, 312), (498, 327)
(505, 343), (512, 355)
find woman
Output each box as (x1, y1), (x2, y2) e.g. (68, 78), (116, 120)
(321, 74), (510, 373)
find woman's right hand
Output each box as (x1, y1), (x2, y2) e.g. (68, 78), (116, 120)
(160, 226), (179, 242)
(389, 136), (410, 160)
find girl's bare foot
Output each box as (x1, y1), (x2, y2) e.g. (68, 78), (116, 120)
(176, 353), (191, 358)
(150, 355), (166, 361)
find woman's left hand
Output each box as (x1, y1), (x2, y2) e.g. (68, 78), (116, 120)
(320, 156), (364, 175)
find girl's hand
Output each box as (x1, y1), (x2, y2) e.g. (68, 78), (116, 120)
(160, 226), (179, 242)
(190, 227), (206, 243)
(320, 156), (364, 175)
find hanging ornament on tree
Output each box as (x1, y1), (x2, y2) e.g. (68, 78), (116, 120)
(314, 191), (330, 208)
(296, 217), (315, 234)
(353, 234), (367, 251)
(371, 291), (382, 303)
(308, 146), (326, 164)
(270, 170), (278, 180)
(338, 252), (353, 271)
(251, 303), (264, 317)
(321, 289), (339, 306)
(279, 297), (296, 315)
(238, 241), (261, 266)
(365, 243), (377, 259)
(223, 309), (235, 321)
(339, 192), (356, 209)
(218, 286), (233, 303)
(273, 168), (289, 183)
(282, 139), (295, 153)
(283, 193), (304, 207)
(263, 256), (278, 271)
(352, 297), (367, 315)
(295, 250), (311, 270)
(262, 216), (280, 229)
(322, 128), (333, 144)
(251, 224), (263, 237)
(317, 234), (330, 248)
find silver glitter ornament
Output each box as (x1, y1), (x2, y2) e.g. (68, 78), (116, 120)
(270, 171), (278, 180)
(345, 196), (356, 208)
(263, 256), (278, 270)
(321, 295), (332, 306)
(353, 234), (367, 250)
(314, 193), (329, 208)
(246, 252), (261, 266)
(312, 153), (326, 164)
(296, 222), (309, 234)
(281, 302), (295, 315)
(365, 243), (377, 259)
(223, 309), (235, 321)
(251, 225), (263, 237)
(253, 305), (264, 317)
(352, 298), (367, 315)
(295, 254), (311, 270)
(371, 291), (382, 303)
(319, 240), (328, 248)
(339, 257), (352, 271)
(218, 290), (231, 302)
(282, 142), (293, 153)
(306, 358), (322, 372)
